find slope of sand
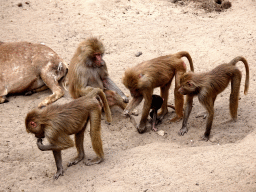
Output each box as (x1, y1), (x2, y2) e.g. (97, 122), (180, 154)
(0, 0), (256, 191)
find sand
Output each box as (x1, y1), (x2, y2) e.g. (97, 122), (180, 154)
(0, 0), (256, 191)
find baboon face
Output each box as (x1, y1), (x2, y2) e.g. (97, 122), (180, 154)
(25, 109), (45, 138)
(129, 88), (142, 98)
(92, 53), (104, 67)
(178, 74), (197, 95)
(26, 120), (45, 138)
(123, 72), (144, 98)
(83, 37), (105, 68)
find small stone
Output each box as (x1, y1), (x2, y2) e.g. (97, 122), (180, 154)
(135, 51), (142, 57)
(157, 130), (165, 136)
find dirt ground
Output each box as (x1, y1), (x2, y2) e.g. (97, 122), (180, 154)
(1, 0), (256, 191)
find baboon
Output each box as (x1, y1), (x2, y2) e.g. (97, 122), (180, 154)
(68, 37), (128, 110)
(122, 51), (194, 133)
(150, 95), (163, 132)
(178, 56), (249, 141)
(126, 95), (165, 130)
(0, 42), (68, 108)
(25, 87), (111, 179)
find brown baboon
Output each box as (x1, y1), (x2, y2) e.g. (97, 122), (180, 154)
(25, 87), (111, 179)
(67, 37), (128, 110)
(0, 42), (68, 108)
(122, 51), (194, 133)
(178, 56), (249, 141)
(150, 95), (163, 132)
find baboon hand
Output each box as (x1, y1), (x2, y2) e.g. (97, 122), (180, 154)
(201, 133), (210, 141)
(137, 122), (147, 134)
(37, 138), (44, 150)
(54, 168), (64, 180)
(122, 95), (129, 103)
(178, 127), (188, 136)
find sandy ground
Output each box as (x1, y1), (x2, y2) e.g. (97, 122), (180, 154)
(1, 0), (256, 191)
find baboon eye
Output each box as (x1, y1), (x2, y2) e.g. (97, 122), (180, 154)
(138, 73), (144, 78)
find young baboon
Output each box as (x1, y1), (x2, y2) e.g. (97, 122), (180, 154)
(178, 56), (249, 141)
(150, 95), (163, 132)
(122, 51), (194, 133)
(25, 87), (111, 179)
(68, 37), (128, 110)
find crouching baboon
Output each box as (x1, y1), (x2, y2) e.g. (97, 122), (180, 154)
(25, 87), (111, 179)
(68, 37), (128, 110)
(122, 51), (194, 133)
(178, 56), (249, 141)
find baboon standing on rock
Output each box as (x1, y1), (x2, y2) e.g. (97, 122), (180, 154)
(25, 87), (111, 180)
(178, 56), (249, 141)
(68, 37), (128, 109)
(122, 51), (194, 133)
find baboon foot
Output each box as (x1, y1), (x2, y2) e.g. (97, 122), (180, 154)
(67, 155), (84, 167)
(84, 157), (104, 166)
(200, 134), (210, 142)
(168, 115), (182, 123)
(178, 127), (188, 136)
(196, 111), (207, 119)
(157, 109), (168, 121)
(54, 168), (64, 180)
(221, 118), (237, 124)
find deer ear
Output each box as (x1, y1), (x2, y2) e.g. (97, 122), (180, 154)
(57, 62), (63, 71)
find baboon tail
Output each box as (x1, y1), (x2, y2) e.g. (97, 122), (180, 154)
(229, 56), (249, 95)
(81, 87), (112, 122)
(97, 89), (112, 123)
(175, 51), (194, 72)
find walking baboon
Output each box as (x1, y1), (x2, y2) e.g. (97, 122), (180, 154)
(178, 56), (249, 141)
(123, 51), (194, 133)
